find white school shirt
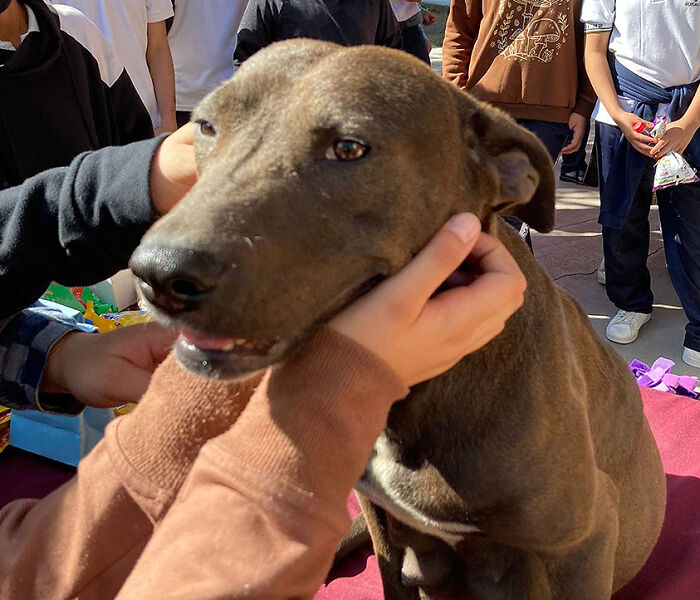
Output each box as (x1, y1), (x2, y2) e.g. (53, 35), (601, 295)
(581, 0), (700, 125)
(51, 0), (174, 127)
(167, 0), (247, 112)
(389, 0), (421, 23)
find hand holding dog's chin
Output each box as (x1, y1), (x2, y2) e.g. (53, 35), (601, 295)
(150, 123), (198, 214)
(329, 213), (527, 388)
(41, 323), (176, 408)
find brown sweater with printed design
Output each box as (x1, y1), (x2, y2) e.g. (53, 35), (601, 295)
(443, 0), (596, 123)
(0, 328), (408, 599)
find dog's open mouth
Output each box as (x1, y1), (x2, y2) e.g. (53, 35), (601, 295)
(175, 329), (288, 379)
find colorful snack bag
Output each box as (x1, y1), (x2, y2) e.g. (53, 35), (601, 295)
(0, 406), (11, 454)
(633, 116), (700, 192)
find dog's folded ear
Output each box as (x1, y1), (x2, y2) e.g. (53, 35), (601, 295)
(457, 93), (556, 233)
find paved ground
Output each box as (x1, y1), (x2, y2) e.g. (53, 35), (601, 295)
(429, 47), (697, 377)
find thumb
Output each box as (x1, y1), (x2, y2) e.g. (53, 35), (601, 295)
(381, 213), (481, 309)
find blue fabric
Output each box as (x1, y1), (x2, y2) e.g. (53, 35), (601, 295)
(0, 303), (94, 413)
(598, 59), (700, 229)
(516, 119), (571, 163)
(400, 24), (430, 65)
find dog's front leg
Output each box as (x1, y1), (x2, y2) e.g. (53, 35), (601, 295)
(544, 469), (620, 599)
(355, 493), (420, 600)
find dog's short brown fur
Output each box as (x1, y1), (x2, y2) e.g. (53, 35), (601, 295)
(130, 40), (666, 598)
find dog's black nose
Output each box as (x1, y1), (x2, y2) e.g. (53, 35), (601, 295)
(129, 245), (222, 314)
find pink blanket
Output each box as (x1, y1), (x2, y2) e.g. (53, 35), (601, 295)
(317, 387), (700, 599)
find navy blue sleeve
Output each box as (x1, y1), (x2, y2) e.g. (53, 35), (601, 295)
(0, 137), (163, 319)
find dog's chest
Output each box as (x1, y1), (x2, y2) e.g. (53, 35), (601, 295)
(355, 433), (480, 547)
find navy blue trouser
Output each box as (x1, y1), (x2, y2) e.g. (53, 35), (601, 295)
(517, 119), (572, 163)
(400, 24), (430, 65)
(597, 121), (700, 351)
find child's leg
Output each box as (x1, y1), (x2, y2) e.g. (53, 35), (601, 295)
(597, 123), (654, 313)
(657, 181), (700, 351)
(400, 24), (431, 65)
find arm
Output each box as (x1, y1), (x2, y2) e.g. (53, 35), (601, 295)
(0, 125), (195, 319)
(233, 0), (278, 67)
(116, 215), (527, 598)
(583, 31), (655, 156)
(561, 14), (597, 155)
(442, 0), (482, 89)
(0, 308), (91, 413)
(376, 0), (402, 49)
(146, 21), (177, 135)
(651, 88), (700, 159)
(0, 352), (258, 600)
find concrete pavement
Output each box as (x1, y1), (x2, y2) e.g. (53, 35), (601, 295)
(428, 46), (696, 377)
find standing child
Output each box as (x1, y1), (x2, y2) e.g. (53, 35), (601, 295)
(53, 0), (177, 134)
(582, 0), (700, 364)
(389, 0), (430, 64)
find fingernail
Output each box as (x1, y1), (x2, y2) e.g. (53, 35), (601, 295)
(448, 213), (480, 243)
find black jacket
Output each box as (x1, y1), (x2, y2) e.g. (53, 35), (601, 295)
(0, 137), (163, 318)
(234, 0), (402, 66)
(0, 0), (153, 189)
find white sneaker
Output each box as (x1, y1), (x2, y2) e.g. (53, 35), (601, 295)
(605, 310), (651, 344)
(682, 347), (700, 368)
(597, 258), (606, 285)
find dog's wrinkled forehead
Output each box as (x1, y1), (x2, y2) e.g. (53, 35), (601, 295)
(195, 41), (446, 149)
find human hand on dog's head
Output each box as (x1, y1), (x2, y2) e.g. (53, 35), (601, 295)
(150, 123), (198, 215)
(329, 213), (527, 387)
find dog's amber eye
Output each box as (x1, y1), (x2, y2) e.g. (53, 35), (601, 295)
(326, 138), (368, 162)
(196, 119), (216, 137)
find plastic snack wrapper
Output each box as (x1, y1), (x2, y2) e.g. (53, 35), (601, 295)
(83, 301), (151, 333)
(634, 116), (700, 192)
(0, 406), (10, 454)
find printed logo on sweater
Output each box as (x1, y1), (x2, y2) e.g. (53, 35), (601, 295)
(492, 0), (570, 63)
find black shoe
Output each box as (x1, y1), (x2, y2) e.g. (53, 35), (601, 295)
(559, 167), (587, 185)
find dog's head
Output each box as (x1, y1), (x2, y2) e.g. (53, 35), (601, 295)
(130, 39), (555, 378)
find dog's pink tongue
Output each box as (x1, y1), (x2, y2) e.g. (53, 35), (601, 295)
(180, 329), (234, 351)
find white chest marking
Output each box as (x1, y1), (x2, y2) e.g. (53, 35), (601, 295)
(355, 435), (480, 547)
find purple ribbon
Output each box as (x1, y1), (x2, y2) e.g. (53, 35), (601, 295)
(630, 358), (699, 399)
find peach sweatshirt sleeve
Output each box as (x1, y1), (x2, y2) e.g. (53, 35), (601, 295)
(116, 328), (408, 599)
(0, 329), (407, 599)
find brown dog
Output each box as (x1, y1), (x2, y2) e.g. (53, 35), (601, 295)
(129, 40), (666, 598)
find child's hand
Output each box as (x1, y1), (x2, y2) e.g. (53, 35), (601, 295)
(150, 123), (197, 214)
(329, 213), (526, 387)
(651, 117), (699, 159)
(41, 323), (176, 408)
(613, 111), (656, 157)
(423, 10), (437, 26)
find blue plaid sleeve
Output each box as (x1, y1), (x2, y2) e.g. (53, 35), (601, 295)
(0, 304), (96, 414)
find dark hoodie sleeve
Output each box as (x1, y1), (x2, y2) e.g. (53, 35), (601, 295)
(0, 138), (163, 319)
(376, 0), (402, 49)
(233, 0), (280, 67)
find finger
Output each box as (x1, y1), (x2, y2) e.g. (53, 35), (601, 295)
(650, 139), (667, 157)
(379, 213), (482, 308)
(109, 322), (177, 369)
(108, 365), (153, 405)
(561, 140), (579, 154)
(461, 231), (525, 280)
(170, 121), (197, 145)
